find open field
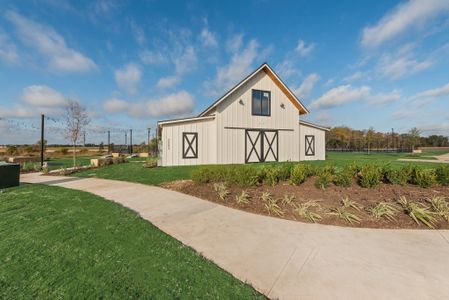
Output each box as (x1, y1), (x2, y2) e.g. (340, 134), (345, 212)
(74, 152), (446, 185)
(0, 184), (262, 299)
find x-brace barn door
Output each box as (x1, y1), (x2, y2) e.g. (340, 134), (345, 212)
(245, 130), (278, 163)
(182, 132), (198, 159)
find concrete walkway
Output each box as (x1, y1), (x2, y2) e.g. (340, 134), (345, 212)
(399, 153), (449, 164)
(21, 173), (449, 300)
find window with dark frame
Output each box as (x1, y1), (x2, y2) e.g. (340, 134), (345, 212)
(252, 89), (271, 116)
(182, 132), (198, 159)
(305, 135), (315, 156)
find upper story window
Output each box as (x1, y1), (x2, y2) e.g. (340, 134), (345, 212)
(252, 89), (271, 116)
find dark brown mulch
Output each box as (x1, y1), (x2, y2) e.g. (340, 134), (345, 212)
(162, 178), (449, 230)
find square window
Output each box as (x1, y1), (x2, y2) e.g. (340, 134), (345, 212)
(252, 89), (270, 116)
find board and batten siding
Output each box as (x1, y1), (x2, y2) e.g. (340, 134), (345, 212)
(160, 119), (216, 166)
(299, 123), (326, 161)
(214, 70), (300, 164)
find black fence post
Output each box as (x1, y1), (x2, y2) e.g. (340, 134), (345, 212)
(147, 128), (151, 154)
(130, 129), (133, 154)
(107, 130), (110, 154)
(40, 114), (44, 169)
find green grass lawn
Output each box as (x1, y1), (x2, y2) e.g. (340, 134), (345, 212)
(74, 151), (444, 185)
(45, 156), (99, 170)
(0, 184), (263, 299)
(74, 162), (197, 185)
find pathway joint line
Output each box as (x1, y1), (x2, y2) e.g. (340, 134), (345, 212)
(267, 246), (298, 298)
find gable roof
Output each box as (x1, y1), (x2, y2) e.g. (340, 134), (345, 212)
(198, 63), (309, 117)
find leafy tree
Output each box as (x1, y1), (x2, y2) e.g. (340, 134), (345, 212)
(406, 127), (421, 151)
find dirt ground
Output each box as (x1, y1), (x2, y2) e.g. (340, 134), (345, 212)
(162, 178), (449, 229)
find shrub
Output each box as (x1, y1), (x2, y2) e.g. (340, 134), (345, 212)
(192, 166), (218, 183)
(143, 160), (157, 168)
(192, 165), (264, 187)
(231, 166), (264, 187)
(321, 165), (336, 175)
(264, 166), (281, 186)
(278, 163), (294, 181)
(414, 169), (436, 188)
(436, 166), (449, 186)
(314, 170), (333, 189)
(290, 164), (311, 185)
(401, 165), (418, 184)
(358, 165), (382, 188)
(383, 166), (410, 185)
(333, 167), (354, 187)
(348, 162), (361, 177)
(59, 148), (69, 155)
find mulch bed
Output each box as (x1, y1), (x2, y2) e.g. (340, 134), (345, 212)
(162, 177), (449, 229)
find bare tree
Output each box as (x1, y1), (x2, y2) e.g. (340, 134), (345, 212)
(64, 100), (90, 167)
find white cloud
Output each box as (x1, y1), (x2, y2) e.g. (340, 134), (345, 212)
(378, 51), (432, 80)
(276, 58), (301, 79)
(139, 50), (168, 65)
(156, 76), (180, 89)
(226, 33), (243, 53)
(0, 28), (18, 64)
(147, 91), (194, 117)
(130, 20), (145, 46)
(293, 73), (319, 99)
(6, 10), (97, 72)
(114, 63), (142, 95)
(310, 85), (371, 109)
(174, 46), (197, 74)
(295, 39), (315, 57)
(21, 85), (67, 107)
(367, 90), (401, 105)
(200, 27), (218, 48)
(361, 0), (449, 48)
(102, 91), (195, 118)
(103, 97), (128, 113)
(343, 71), (364, 83)
(203, 39), (259, 97)
(410, 82), (449, 101)
(310, 85), (400, 109)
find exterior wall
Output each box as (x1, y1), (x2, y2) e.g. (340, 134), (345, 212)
(215, 71), (300, 164)
(160, 119), (216, 166)
(299, 124), (326, 161)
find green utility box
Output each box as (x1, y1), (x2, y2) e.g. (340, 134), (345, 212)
(0, 162), (20, 189)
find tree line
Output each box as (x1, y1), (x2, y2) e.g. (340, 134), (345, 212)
(326, 126), (449, 151)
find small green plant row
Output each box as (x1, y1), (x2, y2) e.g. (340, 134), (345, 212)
(211, 185), (449, 228)
(192, 163), (449, 189)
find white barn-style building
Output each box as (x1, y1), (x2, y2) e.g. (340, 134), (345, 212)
(157, 63), (329, 166)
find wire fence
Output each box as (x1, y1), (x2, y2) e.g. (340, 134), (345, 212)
(0, 115), (157, 154)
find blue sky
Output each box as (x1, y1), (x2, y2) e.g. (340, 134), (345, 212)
(1, 0), (449, 144)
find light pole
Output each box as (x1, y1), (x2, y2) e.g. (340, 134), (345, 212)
(148, 128), (151, 154)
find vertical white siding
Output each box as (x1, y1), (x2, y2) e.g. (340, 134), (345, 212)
(299, 124), (326, 161)
(215, 71), (300, 164)
(161, 119), (216, 166)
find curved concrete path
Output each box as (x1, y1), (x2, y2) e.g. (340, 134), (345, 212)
(21, 173), (449, 300)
